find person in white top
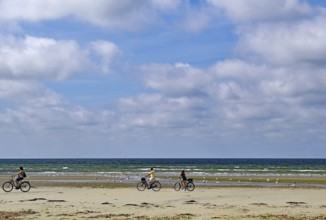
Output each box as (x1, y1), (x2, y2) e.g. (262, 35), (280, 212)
(147, 167), (156, 188)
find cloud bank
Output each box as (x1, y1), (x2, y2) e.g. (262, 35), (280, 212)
(0, 0), (325, 157)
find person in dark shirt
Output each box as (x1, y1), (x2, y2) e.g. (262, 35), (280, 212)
(15, 167), (26, 189)
(180, 170), (187, 189)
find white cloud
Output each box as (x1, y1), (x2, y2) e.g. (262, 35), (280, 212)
(211, 61), (326, 125)
(117, 93), (204, 129)
(0, 0), (180, 29)
(2, 57), (324, 142)
(180, 2), (216, 32)
(208, 0), (313, 23)
(0, 104), (96, 133)
(210, 59), (268, 81)
(0, 80), (39, 100)
(150, 0), (179, 10)
(139, 62), (210, 97)
(89, 41), (121, 73)
(0, 35), (121, 79)
(0, 80), (65, 113)
(237, 16), (326, 66)
(0, 83), (99, 133)
(137, 59), (325, 138)
(0, 35), (89, 79)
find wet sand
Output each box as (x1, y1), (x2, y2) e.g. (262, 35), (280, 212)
(1, 186), (326, 220)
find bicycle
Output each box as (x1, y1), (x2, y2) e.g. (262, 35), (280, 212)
(137, 177), (161, 191)
(174, 178), (195, 191)
(2, 175), (31, 193)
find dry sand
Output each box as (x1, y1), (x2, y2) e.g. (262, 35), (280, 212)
(1, 186), (326, 220)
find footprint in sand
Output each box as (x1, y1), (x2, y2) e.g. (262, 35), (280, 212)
(47, 200), (66, 203)
(124, 203), (138, 207)
(177, 213), (196, 218)
(286, 201), (306, 205)
(20, 198), (47, 202)
(185, 200), (197, 204)
(250, 203), (268, 206)
(101, 202), (116, 207)
(140, 202), (159, 208)
(124, 203), (160, 208)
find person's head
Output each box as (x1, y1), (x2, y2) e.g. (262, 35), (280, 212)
(20, 167), (24, 170)
(150, 167), (154, 171)
(181, 170), (185, 174)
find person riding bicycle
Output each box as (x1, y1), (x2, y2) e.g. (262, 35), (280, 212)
(180, 170), (187, 189)
(147, 167), (156, 189)
(15, 167), (26, 189)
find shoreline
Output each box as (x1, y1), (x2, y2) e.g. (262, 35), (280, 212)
(1, 174), (326, 189)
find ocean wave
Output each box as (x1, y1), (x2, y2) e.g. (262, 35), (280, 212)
(291, 169), (326, 172)
(1, 158), (326, 176)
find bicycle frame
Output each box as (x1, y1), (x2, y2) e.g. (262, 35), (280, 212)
(8, 176), (19, 187)
(174, 178), (195, 191)
(137, 177), (161, 191)
(142, 178), (155, 188)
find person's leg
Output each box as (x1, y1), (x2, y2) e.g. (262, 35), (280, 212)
(15, 177), (19, 185)
(183, 180), (187, 189)
(180, 179), (183, 188)
(147, 178), (151, 188)
(15, 177), (22, 189)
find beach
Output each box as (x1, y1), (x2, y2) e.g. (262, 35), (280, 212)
(1, 184), (326, 220)
(1, 158), (326, 219)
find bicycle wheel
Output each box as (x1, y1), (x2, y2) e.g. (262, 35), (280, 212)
(137, 182), (146, 191)
(151, 181), (161, 191)
(20, 181), (31, 192)
(187, 182), (195, 191)
(174, 182), (181, 191)
(2, 181), (14, 192)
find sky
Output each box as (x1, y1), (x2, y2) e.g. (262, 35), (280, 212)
(0, 0), (326, 158)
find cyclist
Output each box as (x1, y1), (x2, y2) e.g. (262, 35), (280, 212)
(147, 167), (156, 188)
(15, 167), (26, 189)
(180, 170), (187, 189)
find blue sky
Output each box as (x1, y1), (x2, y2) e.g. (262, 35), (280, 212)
(0, 0), (325, 158)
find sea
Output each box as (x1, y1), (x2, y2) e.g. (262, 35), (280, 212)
(1, 158), (326, 187)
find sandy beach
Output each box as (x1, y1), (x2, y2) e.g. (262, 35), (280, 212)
(1, 185), (326, 220)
